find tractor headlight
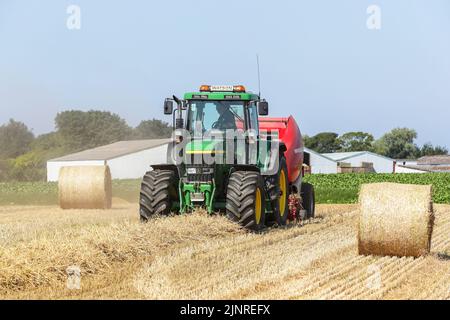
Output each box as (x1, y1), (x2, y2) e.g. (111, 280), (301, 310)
(187, 168), (198, 175)
(202, 168), (214, 174)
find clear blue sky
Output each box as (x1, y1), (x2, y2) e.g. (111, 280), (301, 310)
(1, 0), (449, 147)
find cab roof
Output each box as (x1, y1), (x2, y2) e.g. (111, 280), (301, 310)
(184, 91), (259, 101)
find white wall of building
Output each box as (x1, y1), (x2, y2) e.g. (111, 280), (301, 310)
(395, 165), (428, 174)
(47, 144), (169, 182)
(106, 144), (168, 179)
(341, 153), (394, 173)
(309, 154), (338, 174)
(397, 160), (418, 166)
(47, 160), (105, 182)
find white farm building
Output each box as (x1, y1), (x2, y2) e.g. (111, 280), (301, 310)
(303, 149), (395, 174)
(322, 151), (395, 173)
(303, 148), (338, 174)
(47, 139), (170, 182)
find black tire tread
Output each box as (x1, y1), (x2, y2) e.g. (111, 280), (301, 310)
(301, 182), (315, 219)
(226, 171), (265, 231)
(139, 170), (176, 221)
(265, 157), (289, 225)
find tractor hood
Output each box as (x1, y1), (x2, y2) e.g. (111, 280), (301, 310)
(185, 139), (224, 154)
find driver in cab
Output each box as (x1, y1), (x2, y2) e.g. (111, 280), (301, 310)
(212, 104), (237, 130)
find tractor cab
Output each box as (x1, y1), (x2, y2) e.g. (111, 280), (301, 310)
(164, 85), (268, 130)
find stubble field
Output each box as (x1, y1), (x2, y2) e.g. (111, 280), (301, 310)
(0, 200), (449, 300)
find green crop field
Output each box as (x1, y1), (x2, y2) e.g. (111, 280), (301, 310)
(0, 180), (141, 205)
(303, 173), (450, 204)
(0, 173), (449, 206)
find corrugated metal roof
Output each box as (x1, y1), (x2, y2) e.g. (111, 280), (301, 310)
(303, 147), (337, 162)
(49, 139), (171, 161)
(397, 164), (432, 172)
(322, 151), (366, 161)
(417, 155), (450, 165)
(399, 164), (450, 172)
(322, 151), (394, 162)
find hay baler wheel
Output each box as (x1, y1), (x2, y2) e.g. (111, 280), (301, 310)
(301, 182), (315, 219)
(266, 157), (289, 226)
(139, 169), (177, 222)
(226, 171), (266, 231)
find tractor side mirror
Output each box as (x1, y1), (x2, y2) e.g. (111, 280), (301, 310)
(257, 101), (269, 116)
(164, 99), (174, 115)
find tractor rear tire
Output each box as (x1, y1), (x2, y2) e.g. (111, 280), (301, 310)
(266, 157), (289, 226)
(301, 182), (315, 219)
(226, 171), (266, 231)
(139, 169), (178, 222)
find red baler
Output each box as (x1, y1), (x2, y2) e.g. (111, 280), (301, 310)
(259, 116), (304, 185)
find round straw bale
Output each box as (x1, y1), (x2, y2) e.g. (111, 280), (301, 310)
(358, 182), (434, 258)
(59, 165), (112, 209)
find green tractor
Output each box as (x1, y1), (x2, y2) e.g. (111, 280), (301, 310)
(139, 85), (314, 230)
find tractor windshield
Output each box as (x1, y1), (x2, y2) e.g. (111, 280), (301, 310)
(187, 100), (245, 134)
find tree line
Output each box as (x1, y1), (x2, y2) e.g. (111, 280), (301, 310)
(0, 112), (447, 182)
(304, 129), (448, 159)
(0, 110), (172, 181)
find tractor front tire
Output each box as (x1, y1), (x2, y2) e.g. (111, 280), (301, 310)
(139, 169), (178, 222)
(301, 182), (315, 219)
(226, 171), (266, 231)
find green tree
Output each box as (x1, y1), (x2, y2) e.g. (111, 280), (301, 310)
(374, 128), (419, 159)
(0, 159), (12, 181)
(338, 132), (374, 152)
(304, 132), (340, 153)
(31, 132), (64, 151)
(419, 143), (448, 157)
(133, 119), (172, 139)
(7, 133), (72, 181)
(55, 110), (132, 151)
(31, 132), (68, 158)
(0, 119), (34, 159)
(9, 151), (47, 181)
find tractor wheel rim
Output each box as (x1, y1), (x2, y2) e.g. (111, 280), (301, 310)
(255, 188), (262, 224)
(279, 170), (287, 216)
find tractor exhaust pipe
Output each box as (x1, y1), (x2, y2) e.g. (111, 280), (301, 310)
(173, 95), (184, 129)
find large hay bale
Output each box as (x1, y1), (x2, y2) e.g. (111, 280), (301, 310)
(59, 165), (112, 209)
(358, 182), (434, 257)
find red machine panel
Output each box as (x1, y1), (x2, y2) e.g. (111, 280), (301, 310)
(259, 116), (304, 183)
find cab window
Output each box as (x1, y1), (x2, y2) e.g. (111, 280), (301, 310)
(248, 102), (259, 134)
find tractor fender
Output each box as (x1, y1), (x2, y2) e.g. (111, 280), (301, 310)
(228, 164), (260, 176)
(150, 164), (180, 179)
(290, 172), (303, 194)
(279, 142), (287, 154)
(226, 165), (262, 199)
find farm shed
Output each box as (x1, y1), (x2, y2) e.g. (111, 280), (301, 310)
(322, 151), (395, 173)
(414, 155), (450, 172)
(47, 139), (171, 182)
(303, 147), (338, 174)
(392, 159), (447, 173)
(395, 165), (429, 173)
(396, 159), (418, 167)
(417, 155), (450, 166)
